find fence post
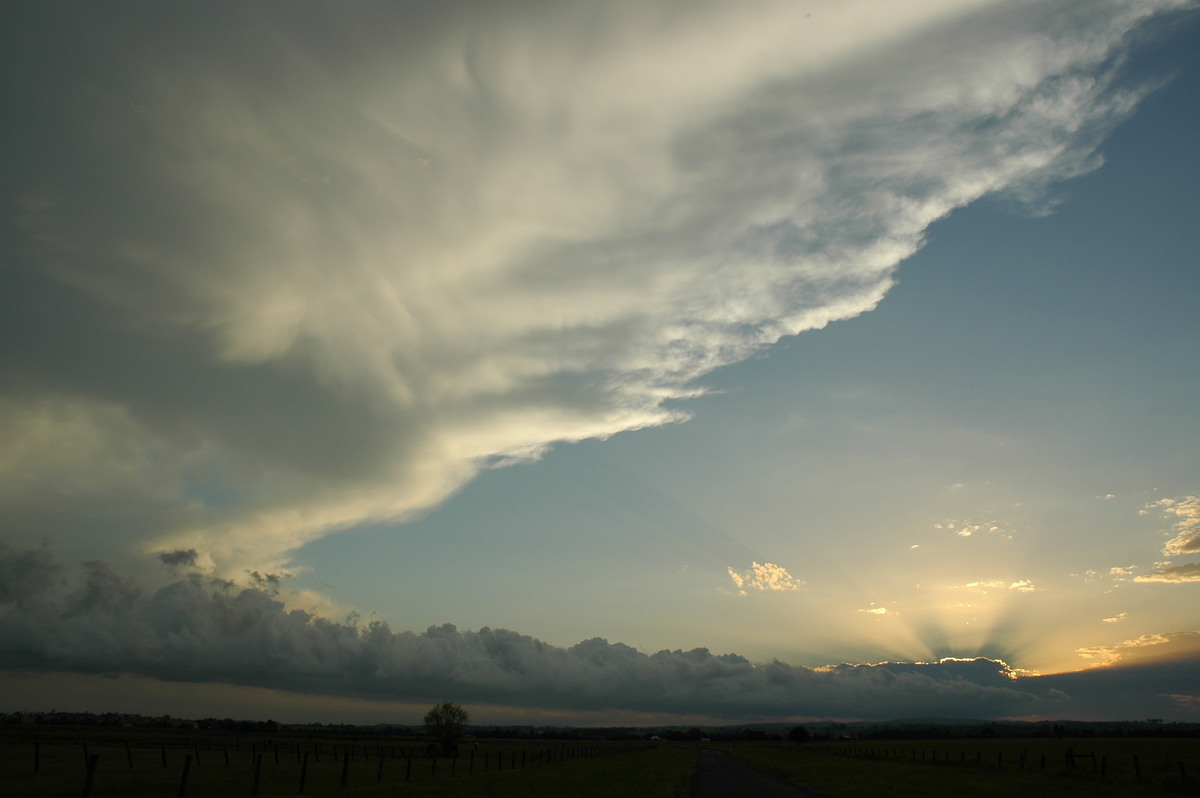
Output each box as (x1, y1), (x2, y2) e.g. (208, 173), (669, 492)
(82, 753), (99, 798)
(405, 749), (412, 781)
(377, 752), (385, 783)
(299, 753), (309, 795)
(177, 754), (192, 798)
(251, 752), (262, 797)
(1133, 754), (1141, 780)
(34, 741), (40, 774)
(340, 753), (350, 788)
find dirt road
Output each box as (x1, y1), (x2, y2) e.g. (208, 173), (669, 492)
(689, 748), (829, 797)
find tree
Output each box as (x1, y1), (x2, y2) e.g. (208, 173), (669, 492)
(788, 725), (811, 744)
(424, 702), (469, 755)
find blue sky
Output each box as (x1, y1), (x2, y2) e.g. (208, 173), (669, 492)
(2, 1), (1199, 725)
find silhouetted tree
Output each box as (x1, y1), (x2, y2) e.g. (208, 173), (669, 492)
(424, 702), (468, 755)
(788, 725), (811, 744)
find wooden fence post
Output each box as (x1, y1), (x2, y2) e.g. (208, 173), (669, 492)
(177, 754), (192, 798)
(82, 754), (99, 798)
(299, 753), (309, 795)
(34, 741), (40, 774)
(340, 754), (350, 788)
(251, 752), (262, 797)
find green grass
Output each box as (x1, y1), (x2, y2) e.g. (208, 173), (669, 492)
(724, 738), (1200, 798)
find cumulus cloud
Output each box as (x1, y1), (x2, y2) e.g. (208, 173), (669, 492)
(935, 520), (1011, 539)
(728, 562), (803, 595)
(1135, 562), (1200, 583)
(1, 1), (1191, 581)
(1145, 496), (1200, 556)
(1133, 496), (1200, 582)
(0, 543), (1099, 719)
(1076, 631), (1200, 667)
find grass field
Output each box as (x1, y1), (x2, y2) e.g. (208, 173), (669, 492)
(0, 726), (696, 797)
(6, 726), (1200, 797)
(726, 737), (1200, 797)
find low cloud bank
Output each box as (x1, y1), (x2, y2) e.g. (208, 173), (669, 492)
(8, 543), (1198, 721)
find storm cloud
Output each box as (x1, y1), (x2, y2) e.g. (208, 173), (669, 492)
(1, 0), (1191, 581)
(3, 542), (1169, 720)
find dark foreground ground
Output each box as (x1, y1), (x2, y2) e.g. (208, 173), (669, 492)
(691, 748), (829, 798)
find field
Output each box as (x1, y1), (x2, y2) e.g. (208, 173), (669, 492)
(0, 725), (695, 797)
(5, 725), (1200, 797)
(727, 737), (1200, 797)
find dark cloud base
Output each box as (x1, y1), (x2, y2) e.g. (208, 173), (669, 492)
(2, 542), (1196, 722)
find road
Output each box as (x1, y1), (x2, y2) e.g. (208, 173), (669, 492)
(689, 748), (829, 798)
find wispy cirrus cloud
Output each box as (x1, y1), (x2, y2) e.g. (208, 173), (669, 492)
(1, 0), (1190, 585)
(957, 579), (1041, 594)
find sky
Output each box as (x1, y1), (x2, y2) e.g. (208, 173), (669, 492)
(2, 0), (1199, 726)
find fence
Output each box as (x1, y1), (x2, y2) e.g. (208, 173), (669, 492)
(810, 738), (1197, 793)
(0, 729), (650, 797)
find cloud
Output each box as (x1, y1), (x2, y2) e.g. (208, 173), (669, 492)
(1135, 563), (1200, 583)
(1102, 612), (1128, 623)
(1145, 496), (1200, 556)
(1075, 631), (1200, 667)
(1132, 496), (1200, 582)
(728, 562), (803, 595)
(0, 543), (1103, 720)
(957, 579), (1040, 593)
(1, 1), (1191, 581)
(935, 520), (1010, 539)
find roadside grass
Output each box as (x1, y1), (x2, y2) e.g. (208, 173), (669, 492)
(724, 739), (1200, 798)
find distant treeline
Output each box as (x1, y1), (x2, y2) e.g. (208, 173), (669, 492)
(4, 711), (1198, 741)
(831, 720), (1200, 740)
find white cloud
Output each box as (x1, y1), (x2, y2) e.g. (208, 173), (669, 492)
(1076, 631), (1200, 667)
(1146, 496), (1200, 556)
(1, 1), (1189, 580)
(1103, 612), (1128, 623)
(728, 562), (803, 595)
(935, 519), (1010, 539)
(958, 579), (1040, 593)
